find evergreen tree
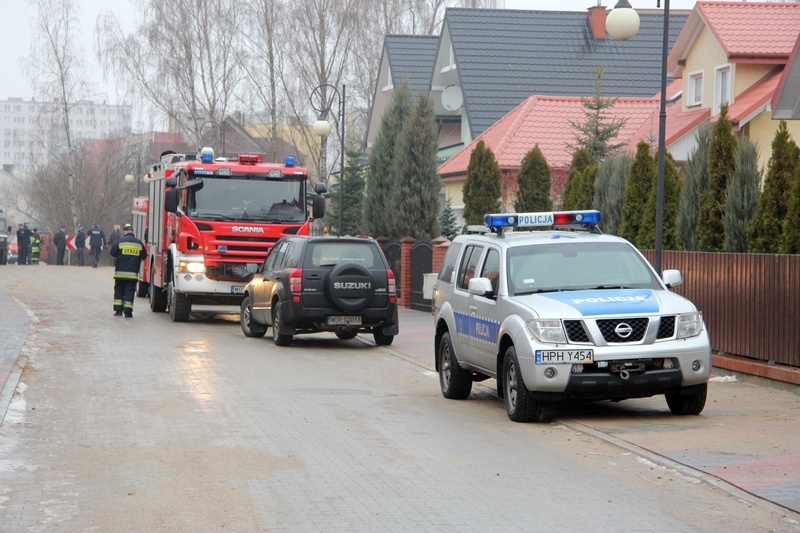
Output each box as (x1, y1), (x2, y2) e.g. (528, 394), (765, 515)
(780, 164), (800, 253)
(677, 124), (711, 251)
(749, 120), (798, 253)
(439, 197), (459, 240)
(620, 141), (656, 244)
(326, 145), (367, 236)
(514, 144), (552, 214)
(462, 140), (502, 225)
(637, 152), (681, 250)
(364, 81), (412, 237)
(561, 148), (595, 211)
(593, 154), (631, 236)
(723, 138), (761, 252)
(568, 65), (628, 164)
(389, 93), (440, 238)
(697, 104), (736, 252)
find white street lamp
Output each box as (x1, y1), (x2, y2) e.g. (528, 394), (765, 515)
(310, 84), (346, 237)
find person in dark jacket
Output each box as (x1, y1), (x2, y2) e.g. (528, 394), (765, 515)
(88, 222), (105, 268)
(15, 223), (26, 266)
(108, 224), (122, 265)
(30, 229), (42, 265)
(53, 225), (67, 265)
(109, 223), (146, 317)
(75, 225), (86, 266)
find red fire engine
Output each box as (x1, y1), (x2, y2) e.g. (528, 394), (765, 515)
(137, 147), (325, 321)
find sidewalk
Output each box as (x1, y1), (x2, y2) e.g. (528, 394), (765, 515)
(389, 307), (800, 516)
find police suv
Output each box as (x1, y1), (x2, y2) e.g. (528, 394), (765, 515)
(432, 210), (711, 422)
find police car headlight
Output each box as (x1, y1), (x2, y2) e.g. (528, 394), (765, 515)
(677, 312), (704, 339)
(178, 260), (205, 274)
(527, 319), (567, 344)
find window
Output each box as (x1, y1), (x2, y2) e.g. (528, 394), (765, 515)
(457, 245), (483, 291)
(688, 70), (703, 106)
(715, 65), (731, 115)
(480, 248), (500, 295)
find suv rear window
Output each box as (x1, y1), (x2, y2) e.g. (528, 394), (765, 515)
(303, 242), (381, 268)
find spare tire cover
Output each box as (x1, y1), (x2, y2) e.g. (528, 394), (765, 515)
(325, 262), (376, 312)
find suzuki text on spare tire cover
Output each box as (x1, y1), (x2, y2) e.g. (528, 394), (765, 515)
(432, 210), (711, 423)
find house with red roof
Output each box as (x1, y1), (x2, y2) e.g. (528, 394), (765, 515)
(438, 1), (800, 224)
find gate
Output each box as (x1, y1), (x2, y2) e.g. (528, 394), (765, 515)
(410, 238), (432, 312)
(383, 238), (401, 297)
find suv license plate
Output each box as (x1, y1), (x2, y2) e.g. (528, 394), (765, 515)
(535, 349), (593, 364)
(327, 316), (362, 326)
(230, 286), (244, 294)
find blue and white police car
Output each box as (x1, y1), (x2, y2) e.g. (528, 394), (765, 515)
(432, 210), (711, 422)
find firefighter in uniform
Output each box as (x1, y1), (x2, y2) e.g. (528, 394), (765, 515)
(30, 229), (42, 265)
(109, 224), (146, 317)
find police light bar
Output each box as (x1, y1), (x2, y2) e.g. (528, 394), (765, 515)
(285, 155), (295, 167)
(484, 210), (601, 230)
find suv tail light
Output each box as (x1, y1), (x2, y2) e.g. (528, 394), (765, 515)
(387, 270), (397, 303)
(290, 268), (302, 302)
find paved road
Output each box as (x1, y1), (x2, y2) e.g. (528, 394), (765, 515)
(0, 264), (798, 532)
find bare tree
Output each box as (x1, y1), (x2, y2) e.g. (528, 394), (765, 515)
(96, 0), (244, 150)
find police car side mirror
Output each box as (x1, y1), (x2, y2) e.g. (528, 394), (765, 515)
(662, 269), (682, 288)
(468, 277), (494, 297)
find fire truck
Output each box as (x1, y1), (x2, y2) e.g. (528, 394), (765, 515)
(138, 147), (326, 321)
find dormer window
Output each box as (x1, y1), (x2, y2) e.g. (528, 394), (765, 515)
(382, 64), (393, 92)
(714, 65), (731, 115)
(688, 70), (703, 106)
(441, 44), (457, 73)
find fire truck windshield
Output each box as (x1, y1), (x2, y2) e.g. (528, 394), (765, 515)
(187, 176), (305, 223)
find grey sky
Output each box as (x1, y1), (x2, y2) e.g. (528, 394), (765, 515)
(0, 0), (698, 101)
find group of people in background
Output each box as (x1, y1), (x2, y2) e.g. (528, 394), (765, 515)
(15, 222), (42, 265)
(27, 222), (125, 267)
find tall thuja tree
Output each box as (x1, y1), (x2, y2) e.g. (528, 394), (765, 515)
(561, 148), (595, 211)
(568, 65), (628, 164)
(389, 93), (440, 238)
(749, 120), (798, 253)
(723, 138), (761, 252)
(677, 124), (712, 251)
(364, 81), (412, 237)
(326, 145), (367, 236)
(620, 141), (656, 244)
(439, 197), (459, 240)
(462, 140), (502, 225)
(515, 145), (552, 213)
(593, 154), (631, 236)
(637, 152), (681, 250)
(697, 104), (736, 252)
(780, 165), (800, 253)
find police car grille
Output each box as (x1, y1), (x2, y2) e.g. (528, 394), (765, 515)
(597, 318), (648, 343)
(564, 320), (590, 343)
(657, 316), (676, 339)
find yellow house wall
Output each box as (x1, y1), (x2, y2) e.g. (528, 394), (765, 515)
(748, 113), (800, 175)
(682, 26), (727, 113)
(734, 64), (775, 97)
(444, 180), (465, 207)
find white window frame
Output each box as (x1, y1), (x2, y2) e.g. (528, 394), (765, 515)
(381, 64), (393, 92)
(714, 64), (732, 115)
(687, 70), (703, 106)
(441, 44), (457, 73)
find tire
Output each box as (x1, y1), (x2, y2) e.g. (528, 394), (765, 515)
(0, 249), (7, 265)
(373, 331), (394, 346)
(136, 280), (149, 298)
(241, 295), (268, 338)
(325, 262), (376, 312)
(335, 330), (358, 340)
(437, 332), (472, 399)
(149, 281), (168, 313)
(502, 346), (543, 422)
(271, 300), (292, 346)
(666, 383), (707, 415)
(169, 281), (191, 322)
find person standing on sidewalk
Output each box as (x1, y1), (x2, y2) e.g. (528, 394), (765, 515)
(30, 229), (42, 265)
(53, 225), (67, 265)
(75, 225), (86, 266)
(109, 223), (146, 318)
(88, 222), (105, 268)
(108, 224), (122, 266)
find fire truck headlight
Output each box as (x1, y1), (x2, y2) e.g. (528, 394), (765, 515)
(178, 260), (205, 274)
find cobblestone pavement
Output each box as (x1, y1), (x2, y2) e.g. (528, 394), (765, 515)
(0, 264), (798, 532)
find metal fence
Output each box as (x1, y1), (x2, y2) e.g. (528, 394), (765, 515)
(641, 250), (800, 367)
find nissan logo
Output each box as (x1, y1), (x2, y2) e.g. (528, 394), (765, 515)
(615, 323), (634, 338)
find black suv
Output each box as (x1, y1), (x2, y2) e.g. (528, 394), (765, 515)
(240, 235), (399, 346)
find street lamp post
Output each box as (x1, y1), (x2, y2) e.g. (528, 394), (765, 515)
(607, 0), (669, 275)
(310, 84), (345, 237)
(124, 152), (144, 197)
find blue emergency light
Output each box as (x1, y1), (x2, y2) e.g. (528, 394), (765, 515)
(200, 146), (214, 163)
(484, 210), (601, 231)
(285, 155), (295, 168)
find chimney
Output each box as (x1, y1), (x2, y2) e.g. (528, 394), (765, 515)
(588, 4), (607, 40)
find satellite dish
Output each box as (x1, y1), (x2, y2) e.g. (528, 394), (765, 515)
(441, 85), (463, 112)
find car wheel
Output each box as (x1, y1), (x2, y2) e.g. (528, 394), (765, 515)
(373, 331), (394, 346)
(149, 279), (168, 313)
(325, 262), (376, 312)
(335, 330), (358, 340)
(502, 346), (542, 422)
(241, 296), (267, 338)
(438, 332), (471, 399)
(271, 300), (293, 346)
(169, 281), (191, 322)
(666, 383), (707, 415)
